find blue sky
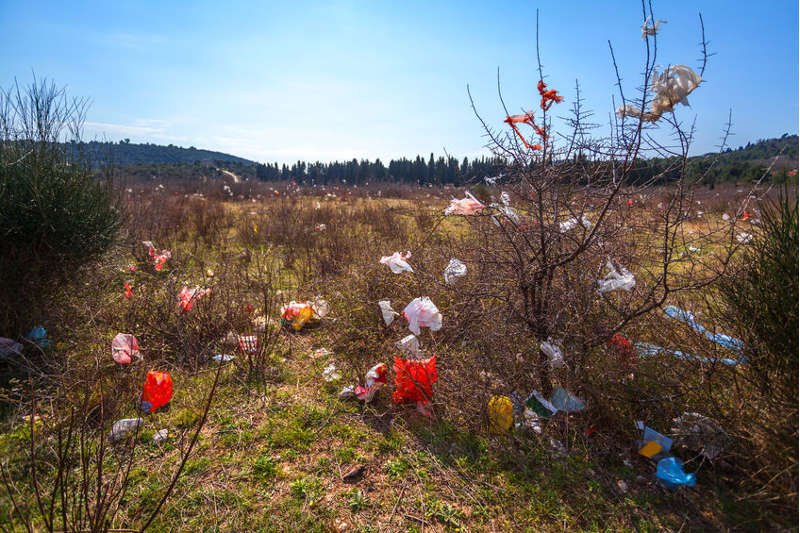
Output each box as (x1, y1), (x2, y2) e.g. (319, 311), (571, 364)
(2, 1), (797, 164)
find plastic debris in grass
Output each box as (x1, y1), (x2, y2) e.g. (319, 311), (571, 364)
(635, 341), (745, 366)
(124, 281), (133, 300)
(540, 338), (565, 368)
(663, 305), (744, 351)
(142, 240), (171, 271)
(444, 192), (485, 215)
(525, 389), (558, 419)
(178, 286), (211, 313)
(396, 334), (422, 357)
(378, 300), (399, 326)
(322, 363), (341, 382)
(559, 215), (592, 232)
(736, 232), (753, 244)
(340, 363), (388, 402)
(656, 456), (696, 489)
(25, 326), (50, 348)
(606, 333), (637, 368)
(403, 297), (442, 335)
(392, 355), (438, 415)
(109, 418), (143, 444)
(141, 370), (173, 413)
(238, 335), (259, 354)
(0, 338), (23, 359)
(488, 395), (514, 434)
(636, 420), (673, 459)
(641, 17), (666, 39)
(550, 387), (585, 413)
(112, 333), (141, 365)
(671, 412), (728, 461)
(212, 354), (235, 363)
(280, 299), (328, 331)
(153, 428), (169, 444)
(379, 251), (413, 274)
(597, 260), (636, 294)
(443, 258), (467, 285)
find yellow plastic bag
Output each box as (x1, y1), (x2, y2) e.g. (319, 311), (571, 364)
(488, 396), (514, 435)
(292, 305), (314, 331)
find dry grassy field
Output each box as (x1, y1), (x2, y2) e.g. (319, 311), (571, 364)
(1, 177), (794, 532)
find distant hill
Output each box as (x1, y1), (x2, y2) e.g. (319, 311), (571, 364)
(69, 140), (255, 167)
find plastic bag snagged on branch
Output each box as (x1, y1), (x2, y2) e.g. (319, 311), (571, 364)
(559, 215), (592, 232)
(491, 191), (521, 225)
(443, 258), (467, 285)
(635, 341), (745, 366)
(444, 192), (485, 216)
(672, 412), (728, 460)
(396, 334), (422, 357)
(540, 339), (565, 368)
(112, 333), (141, 365)
(378, 300), (399, 326)
(178, 286), (211, 313)
(597, 260), (636, 294)
(340, 363), (388, 402)
(141, 370), (173, 413)
(142, 240), (172, 271)
(663, 305), (744, 351)
(392, 355), (438, 415)
(617, 65), (701, 122)
(380, 251), (413, 274)
(641, 17), (666, 39)
(403, 297), (442, 335)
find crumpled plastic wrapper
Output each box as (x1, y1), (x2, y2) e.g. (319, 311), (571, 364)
(540, 338), (565, 368)
(378, 300), (399, 326)
(443, 258), (467, 285)
(617, 65), (701, 122)
(444, 192), (485, 216)
(403, 297), (442, 335)
(641, 17), (666, 39)
(597, 260), (636, 294)
(109, 418), (143, 444)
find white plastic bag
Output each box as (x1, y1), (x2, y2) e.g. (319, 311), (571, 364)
(444, 192), (485, 215)
(109, 418), (143, 443)
(378, 300), (399, 326)
(641, 17), (666, 39)
(443, 258), (467, 285)
(396, 334), (422, 357)
(559, 215), (592, 232)
(617, 65), (701, 122)
(540, 338), (565, 368)
(379, 251), (413, 274)
(403, 297), (443, 335)
(597, 260), (636, 294)
(322, 363), (341, 382)
(312, 297), (330, 318)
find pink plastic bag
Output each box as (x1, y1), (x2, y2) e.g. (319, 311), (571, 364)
(444, 192), (484, 215)
(142, 240), (172, 271)
(178, 286), (211, 313)
(112, 333), (141, 365)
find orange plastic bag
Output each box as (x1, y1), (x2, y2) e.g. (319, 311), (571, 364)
(141, 370), (173, 413)
(392, 355), (438, 407)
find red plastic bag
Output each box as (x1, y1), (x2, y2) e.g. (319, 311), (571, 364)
(141, 370), (173, 413)
(392, 355), (438, 407)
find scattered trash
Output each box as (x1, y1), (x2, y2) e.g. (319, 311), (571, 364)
(223, 331), (239, 346)
(722, 213), (731, 221)
(636, 421), (673, 459)
(280, 300), (327, 331)
(111, 333), (141, 365)
(444, 192), (485, 215)
(443, 258), (467, 285)
(124, 281), (133, 300)
(178, 286), (211, 313)
(109, 418), (143, 443)
(517, 407), (544, 433)
(635, 341), (744, 366)
(25, 326), (50, 348)
(323, 363), (342, 382)
(311, 347), (332, 358)
(671, 412), (728, 460)
(153, 428), (169, 444)
(238, 335), (259, 354)
(491, 192), (521, 225)
(142, 241), (171, 271)
(550, 388), (585, 413)
(525, 389), (558, 419)
(212, 354), (235, 363)
(380, 251), (413, 274)
(314, 223), (327, 232)
(606, 333), (637, 367)
(403, 297), (442, 335)
(353, 363), (388, 402)
(392, 355), (438, 414)
(663, 305), (744, 351)
(396, 334), (422, 357)
(378, 300), (399, 326)
(0, 337), (23, 359)
(736, 232), (753, 244)
(597, 260), (636, 294)
(559, 215), (592, 232)
(141, 370), (173, 413)
(641, 16), (666, 39)
(688, 246), (701, 253)
(656, 456), (696, 489)
(540, 339), (565, 368)
(488, 395), (514, 434)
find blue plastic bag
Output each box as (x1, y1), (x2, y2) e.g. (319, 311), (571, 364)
(656, 456), (696, 489)
(25, 326), (50, 348)
(634, 342), (745, 366)
(550, 387), (585, 413)
(663, 306), (743, 351)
